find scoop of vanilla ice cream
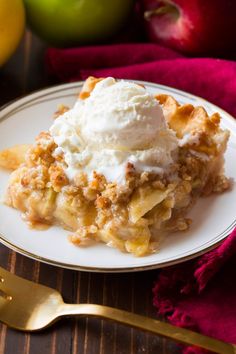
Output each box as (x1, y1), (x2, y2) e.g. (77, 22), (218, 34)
(80, 77), (166, 149)
(50, 77), (178, 183)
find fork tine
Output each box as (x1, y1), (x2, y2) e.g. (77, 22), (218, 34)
(0, 267), (35, 296)
(0, 267), (14, 280)
(0, 266), (62, 300)
(0, 268), (11, 292)
(0, 266), (36, 287)
(0, 266), (19, 279)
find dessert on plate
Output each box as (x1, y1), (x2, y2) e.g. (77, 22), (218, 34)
(1, 77), (230, 256)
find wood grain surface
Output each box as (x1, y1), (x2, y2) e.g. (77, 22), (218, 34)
(0, 32), (181, 354)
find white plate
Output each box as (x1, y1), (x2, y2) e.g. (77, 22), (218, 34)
(0, 81), (235, 272)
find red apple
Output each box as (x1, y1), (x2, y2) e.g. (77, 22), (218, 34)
(141, 0), (236, 56)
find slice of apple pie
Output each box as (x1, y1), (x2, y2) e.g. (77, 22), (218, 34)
(3, 77), (230, 256)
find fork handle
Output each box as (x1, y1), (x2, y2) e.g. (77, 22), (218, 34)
(59, 303), (235, 354)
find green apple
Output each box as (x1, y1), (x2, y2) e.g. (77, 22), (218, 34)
(23, 0), (135, 46)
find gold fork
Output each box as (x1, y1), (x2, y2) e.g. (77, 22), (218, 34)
(0, 267), (235, 354)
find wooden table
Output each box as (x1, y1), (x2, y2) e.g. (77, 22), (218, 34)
(0, 32), (181, 354)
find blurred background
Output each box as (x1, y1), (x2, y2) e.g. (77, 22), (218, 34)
(1, 0), (236, 106)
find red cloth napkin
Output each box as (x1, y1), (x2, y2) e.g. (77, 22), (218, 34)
(153, 229), (236, 353)
(46, 43), (236, 353)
